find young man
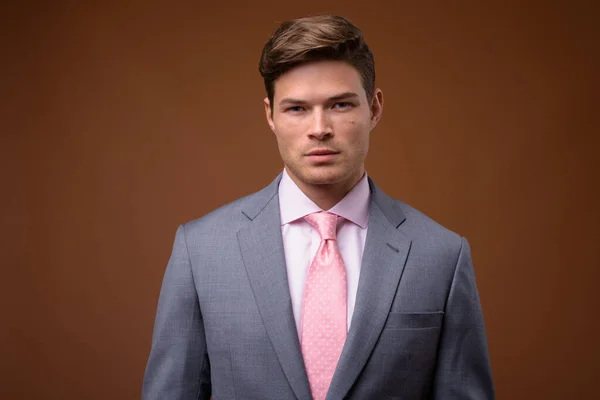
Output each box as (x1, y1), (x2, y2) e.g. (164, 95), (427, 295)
(142, 15), (494, 400)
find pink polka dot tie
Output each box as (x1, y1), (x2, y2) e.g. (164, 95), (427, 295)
(301, 211), (347, 400)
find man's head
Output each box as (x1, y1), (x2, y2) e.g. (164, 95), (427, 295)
(259, 15), (376, 108)
(259, 15), (383, 196)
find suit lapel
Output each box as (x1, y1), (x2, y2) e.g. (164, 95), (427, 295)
(237, 175), (312, 400)
(327, 179), (412, 400)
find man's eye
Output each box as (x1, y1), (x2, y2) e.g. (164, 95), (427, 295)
(333, 102), (353, 109)
(287, 106), (305, 112)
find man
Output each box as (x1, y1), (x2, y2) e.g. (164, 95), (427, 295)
(142, 14), (494, 400)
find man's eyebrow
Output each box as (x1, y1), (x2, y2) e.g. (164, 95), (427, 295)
(278, 98), (307, 107)
(328, 92), (360, 102)
(278, 92), (360, 107)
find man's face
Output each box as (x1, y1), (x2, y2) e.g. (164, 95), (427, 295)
(265, 60), (383, 190)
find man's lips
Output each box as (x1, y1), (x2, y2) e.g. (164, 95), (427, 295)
(306, 149), (339, 156)
(305, 149), (340, 162)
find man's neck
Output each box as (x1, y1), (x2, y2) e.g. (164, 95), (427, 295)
(286, 168), (365, 211)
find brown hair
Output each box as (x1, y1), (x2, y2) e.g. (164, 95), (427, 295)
(259, 15), (375, 107)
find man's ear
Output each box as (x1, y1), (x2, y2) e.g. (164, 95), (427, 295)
(370, 89), (384, 129)
(264, 97), (275, 132)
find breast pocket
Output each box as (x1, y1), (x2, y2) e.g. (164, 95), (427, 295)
(368, 311), (444, 388)
(384, 311), (444, 330)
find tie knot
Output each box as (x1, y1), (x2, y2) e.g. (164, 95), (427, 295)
(304, 212), (342, 240)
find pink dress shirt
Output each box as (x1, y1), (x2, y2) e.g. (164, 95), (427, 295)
(278, 168), (370, 336)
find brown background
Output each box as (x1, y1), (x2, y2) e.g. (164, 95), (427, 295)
(1, 1), (598, 399)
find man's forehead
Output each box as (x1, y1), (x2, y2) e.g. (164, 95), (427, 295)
(273, 62), (366, 103)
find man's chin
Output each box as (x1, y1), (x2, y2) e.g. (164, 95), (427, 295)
(299, 169), (346, 186)
(286, 163), (352, 186)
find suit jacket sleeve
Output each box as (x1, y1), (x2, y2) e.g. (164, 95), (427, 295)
(142, 225), (211, 400)
(431, 237), (495, 399)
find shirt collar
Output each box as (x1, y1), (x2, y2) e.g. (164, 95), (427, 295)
(278, 168), (370, 228)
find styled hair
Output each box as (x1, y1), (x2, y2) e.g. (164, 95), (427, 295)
(258, 15), (375, 107)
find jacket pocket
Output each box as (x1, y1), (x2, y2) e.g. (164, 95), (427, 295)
(384, 311), (444, 330)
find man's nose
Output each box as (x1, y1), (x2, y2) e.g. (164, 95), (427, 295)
(309, 109), (333, 140)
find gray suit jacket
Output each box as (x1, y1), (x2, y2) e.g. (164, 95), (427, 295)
(142, 174), (494, 399)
